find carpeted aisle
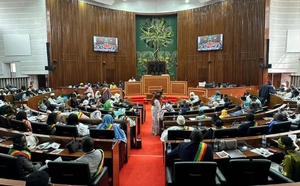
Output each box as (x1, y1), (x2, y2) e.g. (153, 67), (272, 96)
(119, 104), (165, 186)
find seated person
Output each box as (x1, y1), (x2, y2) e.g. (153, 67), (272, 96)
(277, 136), (300, 180)
(46, 112), (58, 134)
(162, 100), (175, 113)
(8, 134), (42, 176)
(198, 102), (210, 111)
(250, 95), (262, 108)
(15, 110), (32, 132)
(219, 109), (230, 119)
(25, 171), (49, 186)
(286, 105), (300, 125)
(179, 100), (190, 115)
(284, 88), (293, 100)
(103, 97), (115, 111)
(96, 114), (127, 143)
(64, 113), (89, 137)
(166, 130), (213, 165)
(237, 113), (257, 136)
(195, 110), (211, 120)
(229, 105), (244, 116)
(203, 115), (226, 139)
(0, 104), (16, 120)
(223, 96), (232, 109)
(74, 136), (104, 178)
(113, 108), (136, 127)
(160, 115), (195, 142)
(213, 91), (221, 101)
(189, 92), (200, 106)
(248, 102), (260, 114)
(268, 112), (285, 133)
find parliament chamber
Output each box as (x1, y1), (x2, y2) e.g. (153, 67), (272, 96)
(1, 0), (300, 185)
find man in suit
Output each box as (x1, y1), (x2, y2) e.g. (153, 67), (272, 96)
(259, 80), (276, 105)
(166, 130), (213, 165)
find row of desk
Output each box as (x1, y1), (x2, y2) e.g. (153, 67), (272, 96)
(0, 127), (121, 186)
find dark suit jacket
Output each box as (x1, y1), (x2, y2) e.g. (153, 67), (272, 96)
(166, 142), (213, 165)
(237, 121), (255, 136)
(259, 83), (276, 101)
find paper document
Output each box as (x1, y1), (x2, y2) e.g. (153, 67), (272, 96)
(250, 148), (274, 158)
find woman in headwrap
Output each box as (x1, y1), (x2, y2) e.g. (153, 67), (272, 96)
(96, 114), (127, 143)
(219, 109), (230, 118)
(277, 136), (300, 180)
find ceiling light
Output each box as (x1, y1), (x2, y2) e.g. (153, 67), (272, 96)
(185, 0), (190, 3)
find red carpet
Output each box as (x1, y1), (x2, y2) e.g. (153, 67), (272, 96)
(119, 104), (165, 186)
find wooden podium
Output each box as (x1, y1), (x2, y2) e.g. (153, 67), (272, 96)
(147, 61), (166, 75)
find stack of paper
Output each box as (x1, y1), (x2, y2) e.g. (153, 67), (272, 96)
(250, 148), (274, 157)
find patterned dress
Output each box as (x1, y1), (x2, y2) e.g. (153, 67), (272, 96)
(151, 99), (161, 136)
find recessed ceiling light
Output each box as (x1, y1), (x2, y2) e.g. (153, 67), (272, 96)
(185, 0), (190, 3)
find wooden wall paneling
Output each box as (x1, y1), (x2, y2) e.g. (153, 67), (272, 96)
(47, 0), (265, 89)
(46, 0), (136, 88)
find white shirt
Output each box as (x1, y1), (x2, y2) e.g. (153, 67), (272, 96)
(75, 149), (103, 177)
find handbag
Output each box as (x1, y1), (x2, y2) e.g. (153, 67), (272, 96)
(66, 137), (81, 153)
(25, 134), (39, 150)
(219, 139), (238, 150)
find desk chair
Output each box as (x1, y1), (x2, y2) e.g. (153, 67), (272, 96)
(216, 159), (271, 186)
(31, 121), (49, 135)
(246, 125), (269, 136)
(269, 121), (291, 134)
(0, 115), (11, 129)
(48, 161), (108, 186)
(10, 119), (27, 132)
(166, 161), (221, 186)
(0, 153), (25, 180)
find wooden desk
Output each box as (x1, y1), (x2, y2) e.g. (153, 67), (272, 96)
(0, 128), (120, 186)
(162, 104), (286, 130)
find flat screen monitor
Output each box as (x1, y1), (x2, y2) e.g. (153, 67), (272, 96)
(89, 129), (115, 139)
(198, 34), (223, 51)
(168, 130), (192, 140)
(213, 128), (238, 139)
(55, 125), (79, 137)
(93, 36), (118, 52)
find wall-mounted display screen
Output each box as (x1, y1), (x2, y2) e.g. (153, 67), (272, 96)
(198, 34), (223, 51)
(93, 36), (118, 52)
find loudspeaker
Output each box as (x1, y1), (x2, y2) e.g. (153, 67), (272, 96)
(267, 64), (272, 68)
(266, 39), (270, 65)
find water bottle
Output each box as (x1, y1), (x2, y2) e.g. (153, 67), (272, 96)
(262, 134), (267, 148)
(198, 120), (202, 129)
(213, 138), (218, 152)
(167, 142), (172, 153)
(173, 114), (176, 121)
(286, 102), (290, 111)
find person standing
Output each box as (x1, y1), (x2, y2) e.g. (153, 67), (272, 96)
(151, 92), (162, 136)
(259, 80), (276, 105)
